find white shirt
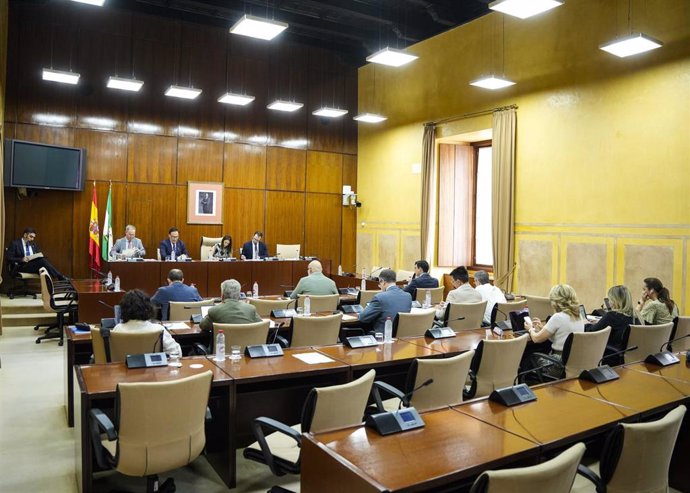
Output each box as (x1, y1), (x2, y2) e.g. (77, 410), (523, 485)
(22, 239), (34, 256)
(542, 311), (584, 351)
(112, 319), (182, 357)
(437, 284), (482, 318)
(475, 283), (507, 324)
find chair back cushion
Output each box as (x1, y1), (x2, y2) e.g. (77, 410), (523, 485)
(525, 295), (555, 321)
(39, 269), (54, 313)
(624, 323), (673, 363)
(168, 299), (215, 321)
(214, 320), (270, 350)
(492, 300), (528, 324)
(291, 313), (342, 347)
(446, 301), (487, 330)
(276, 244), (301, 259)
(297, 294), (339, 312)
(110, 329), (163, 363)
(116, 370), (213, 477)
(199, 236), (223, 259)
(410, 351), (474, 412)
(249, 298), (293, 318)
(357, 290), (379, 308)
(394, 309), (436, 338)
(672, 316), (690, 351)
(91, 327), (109, 364)
(474, 335), (529, 398)
(415, 285), (444, 304)
(563, 327), (610, 378)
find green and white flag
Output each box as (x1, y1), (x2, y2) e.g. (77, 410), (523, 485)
(101, 183), (113, 261)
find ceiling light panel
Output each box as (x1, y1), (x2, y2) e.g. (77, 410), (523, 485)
(489, 0), (563, 19)
(366, 47), (418, 67)
(165, 85), (202, 99)
(469, 76), (515, 90)
(267, 100), (303, 112)
(42, 68), (80, 85)
(107, 76), (144, 92)
(599, 33), (663, 58)
(230, 14), (288, 41)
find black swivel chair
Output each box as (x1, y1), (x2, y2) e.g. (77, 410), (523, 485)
(36, 268), (78, 346)
(5, 248), (39, 299)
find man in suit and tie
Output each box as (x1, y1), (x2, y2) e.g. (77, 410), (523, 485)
(158, 227), (190, 260)
(200, 279), (262, 332)
(240, 231), (268, 260)
(403, 259), (439, 300)
(151, 268), (202, 321)
(110, 225), (146, 259)
(290, 260), (338, 299)
(359, 269), (412, 334)
(7, 227), (67, 280)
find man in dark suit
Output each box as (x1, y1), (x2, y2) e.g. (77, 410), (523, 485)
(158, 227), (190, 260)
(7, 227), (67, 280)
(240, 231), (268, 260)
(151, 268), (202, 320)
(359, 269), (412, 334)
(200, 279), (262, 332)
(403, 259), (439, 300)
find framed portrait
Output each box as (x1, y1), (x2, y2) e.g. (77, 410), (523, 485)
(187, 182), (223, 225)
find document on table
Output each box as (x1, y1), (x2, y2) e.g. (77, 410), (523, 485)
(292, 352), (335, 364)
(164, 322), (189, 330)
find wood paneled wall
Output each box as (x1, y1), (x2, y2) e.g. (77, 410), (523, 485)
(2, 2), (357, 279)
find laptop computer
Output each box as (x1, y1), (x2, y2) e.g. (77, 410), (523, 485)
(579, 304), (601, 323)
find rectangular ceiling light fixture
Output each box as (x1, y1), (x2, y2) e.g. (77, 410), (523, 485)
(230, 14), (288, 41)
(218, 92), (255, 105)
(70, 0), (106, 5)
(267, 100), (303, 112)
(599, 33), (663, 58)
(366, 47), (418, 67)
(42, 68), (80, 85)
(489, 0), (563, 19)
(353, 113), (387, 123)
(312, 107), (348, 118)
(107, 76), (144, 92)
(165, 85), (202, 99)
(469, 76), (515, 90)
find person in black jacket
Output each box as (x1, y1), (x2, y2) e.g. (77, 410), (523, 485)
(586, 285), (635, 352)
(7, 227), (67, 280)
(403, 259), (439, 300)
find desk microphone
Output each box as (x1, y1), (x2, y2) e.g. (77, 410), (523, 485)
(597, 345), (639, 366)
(578, 345), (640, 384)
(660, 334), (690, 352)
(643, 335), (690, 367)
(399, 378), (433, 409)
(90, 267), (108, 283)
(98, 300), (115, 310)
(432, 316), (465, 329)
(513, 361), (553, 386)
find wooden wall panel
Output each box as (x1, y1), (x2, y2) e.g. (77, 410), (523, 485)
(223, 188), (265, 256)
(224, 143), (266, 189)
(342, 154), (357, 190)
(75, 129), (128, 182)
(125, 183), (176, 256)
(265, 191), (305, 255)
(266, 147), (306, 191)
(174, 186), (222, 258)
(305, 193), (342, 263)
(224, 57), (269, 144)
(341, 207), (357, 273)
(176, 138), (223, 184)
(13, 123), (74, 146)
(127, 133), (177, 184)
(306, 150), (342, 194)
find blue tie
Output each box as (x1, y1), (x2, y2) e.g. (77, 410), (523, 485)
(25, 243), (30, 256)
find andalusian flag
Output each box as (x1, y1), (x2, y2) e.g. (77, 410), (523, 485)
(101, 183), (113, 262)
(89, 183), (101, 270)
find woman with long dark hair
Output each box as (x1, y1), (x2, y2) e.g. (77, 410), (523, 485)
(211, 235), (233, 259)
(636, 277), (678, 324)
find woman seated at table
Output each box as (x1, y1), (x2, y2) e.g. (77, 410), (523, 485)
(113, 289), (182, 357)
(586, 285), (635, 352)
(636, 277), (678, 325)
(212, 235), (233, 259)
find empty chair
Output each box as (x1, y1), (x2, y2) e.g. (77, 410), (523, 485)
(470, 442), (586, 493)
(531, 327), (611, 381)
(36, 268), (78, 346)
(465, 334), (529, 399)
(573, 405), (686, 493)
(290, 313), (342, 347)
(194, 320), (270, 354)
(393, 308), (436, 338)
(525, 294), (555, 321)
(89, 371), (214, 493)
(168, 299), (215, 321)
(396, 270), (414, 283)
(199, 236), (223, 259)
(243, 369), (376, 479)
(249, 298), (293, 318)
(297, 294), (339, 312)
(624, 322), (674, 363)
(491, 299), (528, 326)
(91, 327), (163, 364)
(276, 244), (301, 259)
(415, 285), (444, 305)
(444, 301), (487, 330)
(373, 351), (474, 412)
(671, 316), (690, 351)
(357, 289), (379, 308)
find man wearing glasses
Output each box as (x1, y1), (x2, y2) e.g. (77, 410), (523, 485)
(359, 269), (412, 334)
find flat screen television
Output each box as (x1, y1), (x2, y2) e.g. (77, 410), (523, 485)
(3, 139), (86, 191)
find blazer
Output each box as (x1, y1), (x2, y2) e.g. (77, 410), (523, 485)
(586, 311), (634, 352)
(403, 272), (439, 300)
(7, 238), (41, 265)
(241, 240), (268, 259)
(290, 272), (339, 299)
(359, 286), (412, 333)
(110, 237), (146, 258)
(199, 299), (263, 332)
(151, 281), (202, 321)
(158, 239), (189, 260)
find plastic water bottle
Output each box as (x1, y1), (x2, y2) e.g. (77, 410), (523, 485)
(361, 268), (367, 291)
(424, 289), (432, 308)
(114, 275), (121, 292)
(171, 247), (176, 261)
(384, 317), (393, 343)
(304, 296), (311, 315)
(106, 270), (113, 285)
(215, 330), (225, 361)
(338, 264), (343, 276)
(252, 282), (259, 298)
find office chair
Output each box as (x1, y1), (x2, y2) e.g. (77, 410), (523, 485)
(290, 313), (342, 347)
(524, 294), (556, 321)
(470, 442), (586, 493)
(91, 327), (163, 364)
(396, 269), (414, 283)
(36, 268), (77, 346)
(249, 297), (293, 317)
(622, 322), (674, 363)
(669, 316), (690, 351)
(465, 334), (529, 399)
(275, 244), (301, 259)
(199, 236), (223, 260)
(243, 370), (375, 482)
(193, 320), (270, 355)
(296, 294), (339, 312)
(357, 289), (379, 309)
(372, 351), (474, 413)
(89, 371), (213, 493)
(444, 301), (487, 330)
(393, 309), (436, 338)
(491, 300), (528, 327)
(5, 247), (39, 299)
(415, 285), (444, 304)
(573, 405), (686, 493)
(168, 299), (214, 321)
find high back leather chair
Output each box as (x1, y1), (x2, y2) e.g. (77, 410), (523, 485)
(624, 323), (673, 363)
(199, 236), (223, 259)
(491, 300), (528, 326)
(290, 313), (342, 347)
(671, 316), (690, 351)
(91, 327), (163, 364)
(525, 295), (555, 321)
(6, 247), (39, 299)
(393, 308), (436, 338)
(276, 244), (301, 259)
(415, 285), (444, 304)
(193, 320), (270, 355)
(296, 294), (339, 312)
(531, 327), (611, 381)
(168, 299), (214, 321)
(444, 301), (488, 330)
(249, 298), (294, 317)
(36, 268), (77, 346)
(465, 334), (529, 399)
(89, 371), (213, 493)
(357, 289), (379, 308)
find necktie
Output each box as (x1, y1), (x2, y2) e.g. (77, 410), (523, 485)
(128, 240), (132, 250)
(25, 243), (30, 256)
(254, 242), (258, 258)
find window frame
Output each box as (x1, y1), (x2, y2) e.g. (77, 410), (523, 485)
(469, 139), (493, 272)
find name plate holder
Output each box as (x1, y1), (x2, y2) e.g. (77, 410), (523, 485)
(425, 327), (456, 339)
(645, 351), (680, 367)
(126, 257), (144, 262)
(489, 383), (537, 407)
(271, 309), (298, 318)
(342, 304), (363, 314)
(126, 352), (168, 369)
(365, 407), (425, 436)
(244, 343), (284, 358)
(344, 335), (378, 348)
(579, 366), (620, 384)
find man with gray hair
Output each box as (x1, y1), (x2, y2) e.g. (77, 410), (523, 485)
(110, 225), (146, 258)
(290, 260), (338, 299)
(200, 279), (262, 332)
(474, 270), (506, 325)
(359, 269), (412, 334)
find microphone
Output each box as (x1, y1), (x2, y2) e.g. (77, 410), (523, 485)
(580, 345), (640, 384)
(399, 378), (433, 409)
(98, 300), (115, 310)
(643, 335), (688, 367)
(90, 267), (107, 279)
(432, 316), (465, 328)
(514, 361), (553, 386)
(598, 345), (639, 366)
(660, 334), (690, 352)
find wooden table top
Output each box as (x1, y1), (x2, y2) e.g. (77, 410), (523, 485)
(401, 330), (487, 355)
(624, 353), (690, 385)
(455, 385), (635, 447)
(314, 339), (441, 367)
(307, 407), (538, 492)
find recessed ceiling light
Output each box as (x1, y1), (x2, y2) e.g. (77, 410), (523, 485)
(217, 92), (255, 106)
(366, 47), (418, 67)
(70, 0), (105, 5)
(312, 107), (348, 118)
(353, 113), (387, 123)
(599, 33), (663, 58)
(229, 14), (288, 41)
(164, 85), (202, 99)
(469, 76), (515, 90)
(489, 0), (563, 19)
(42, 68), (80, 85)
(267, 100), (303, 112)
(107, 76), (144, 92)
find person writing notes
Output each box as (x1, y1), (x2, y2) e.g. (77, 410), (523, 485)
(212, 235), (233, 259)
(110, 225), (145, 259)
(159, 227), (189, 260)
(151, 269), (202, 321)
(241, 231), (268, 260)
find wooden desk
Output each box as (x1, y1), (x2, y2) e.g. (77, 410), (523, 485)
(402, 329), (487, 356)
(74, 357), (233, 493)
(157, 260), (209, 297)
(625, 353), (690, 386)
(331, 274), (379, 290)
(301, 408), (539, 493)
(71, 279), (124, 324)
(109, 261), (161, 295)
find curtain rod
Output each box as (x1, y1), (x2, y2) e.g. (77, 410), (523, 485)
(425, 104), (518, 127)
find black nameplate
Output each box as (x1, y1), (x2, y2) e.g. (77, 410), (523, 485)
(425, 327), (456, 339)
(365, 407), (425, 436)
(344, 335), (378, 348)
(645, 351), (680, 367)
(191, 314), (202, 324)
(579, 365), (620, 384)
(342, 304), (363, 314)
(271, 309), (298, 318)
(244, 343), (284, 358)
(489, 383), (537, 407)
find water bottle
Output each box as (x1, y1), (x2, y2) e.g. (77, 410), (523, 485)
(215, 330), (225, 361)
(361, 268), (367, 291)
(171, 247), (176, 261)
(304, 296), (311, 315)
(106, 270), (113, 285)
(252, 282), (259, 298)
(424, 289), (432, 308)
(384, 317), (393, 343)
(114, 275), (121, 292)
(337, 264), (343, 276)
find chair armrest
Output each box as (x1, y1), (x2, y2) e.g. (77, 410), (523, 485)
(250, 416), (302, 476)
(372, 381), (406, 411)
(205, 407), (212, 422)
(463, 370), (477, 399)
(193, 343), (209, 356)
(528, 352), (565, 383)
(89, 408), (117, 441)
(577, 464), (606, 493)
(275, 335), (289, 348)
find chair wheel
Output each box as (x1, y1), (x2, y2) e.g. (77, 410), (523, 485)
(9, 294), (14, 300)
(32, 294), (37, 299)
(58, 341), (64, 346)
(35, 338), (41, 344)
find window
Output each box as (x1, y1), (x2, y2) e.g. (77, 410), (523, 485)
(474, 145), (493, 266)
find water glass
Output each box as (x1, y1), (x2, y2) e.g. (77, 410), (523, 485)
(230, 345), (241, 360)
(375, 332), (384, 344)
(168, 353), (182, 368)
(485, 328), (492, 340)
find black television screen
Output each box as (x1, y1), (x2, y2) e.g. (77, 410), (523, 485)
(5, 139), (85, 191)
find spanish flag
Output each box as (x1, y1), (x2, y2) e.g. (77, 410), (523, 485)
(89, 182), (101, 271)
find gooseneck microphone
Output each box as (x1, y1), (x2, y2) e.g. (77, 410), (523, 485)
(399, 378), (434, 409)
(660, 334), (690, 352)
(598, 345), (639, 366)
